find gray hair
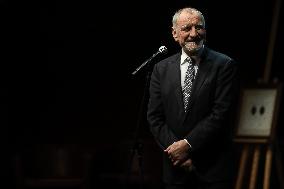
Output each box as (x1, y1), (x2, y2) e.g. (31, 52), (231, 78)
(172, 7), (205, 29)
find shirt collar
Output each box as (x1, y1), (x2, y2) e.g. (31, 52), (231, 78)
(181, 51), (189, 65)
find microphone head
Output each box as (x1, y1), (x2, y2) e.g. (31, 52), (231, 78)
(158, 46), (168, 54)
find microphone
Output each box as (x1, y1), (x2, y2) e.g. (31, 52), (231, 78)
(149, 45), (168, 58)
(132, 46), (168, 75)
(157, 45), (168, 55)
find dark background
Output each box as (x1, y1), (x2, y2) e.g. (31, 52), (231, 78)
(1, 0), (284, 188)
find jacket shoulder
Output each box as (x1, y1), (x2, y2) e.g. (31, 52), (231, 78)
(205, 47), (237, 67)
(155, 53), (180, 68)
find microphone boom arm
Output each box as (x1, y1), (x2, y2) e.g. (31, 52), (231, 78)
(131, 52), (159, 75)
(131, 46), (167, 75)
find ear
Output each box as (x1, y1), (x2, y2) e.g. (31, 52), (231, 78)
(200, 28), (206, 42)
(172, 27), (179, 42)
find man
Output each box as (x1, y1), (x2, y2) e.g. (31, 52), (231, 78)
(147, 7), (239, 189)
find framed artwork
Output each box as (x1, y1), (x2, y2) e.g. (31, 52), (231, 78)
(234, 83), (282, 142)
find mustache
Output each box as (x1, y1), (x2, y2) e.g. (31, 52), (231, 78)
(185, 40), (203, 45)
(186, 37), (203, 43)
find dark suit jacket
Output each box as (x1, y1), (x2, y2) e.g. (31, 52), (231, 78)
(147, 47), (239, 184)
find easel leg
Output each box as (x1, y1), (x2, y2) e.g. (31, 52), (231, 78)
(249, 145), (260, 189)
(263, 145), (273, 189)
(235, 144), (249, 189)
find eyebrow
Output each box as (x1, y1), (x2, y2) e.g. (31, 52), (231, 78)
(180, 23), (204, 29)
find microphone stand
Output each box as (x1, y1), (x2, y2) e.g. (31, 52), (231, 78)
(124, 54), (158, 189)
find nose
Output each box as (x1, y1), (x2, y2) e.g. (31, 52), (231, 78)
(189, 26), (198, 37)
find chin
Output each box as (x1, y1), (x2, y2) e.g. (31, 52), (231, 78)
(185, 46), (201, 54)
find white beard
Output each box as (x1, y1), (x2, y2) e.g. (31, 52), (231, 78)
(184, 40), (204, 53)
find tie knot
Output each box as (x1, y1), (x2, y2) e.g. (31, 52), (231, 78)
(186, 57), (192, 62)
(186, 57), (196, 68)
(186, 57), (196, 65)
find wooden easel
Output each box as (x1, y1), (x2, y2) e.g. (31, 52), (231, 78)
(234, 137), (284, 189)
(234, 0), (283, 188)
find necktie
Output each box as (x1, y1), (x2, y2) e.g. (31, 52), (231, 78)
(182, 57), (195, 112)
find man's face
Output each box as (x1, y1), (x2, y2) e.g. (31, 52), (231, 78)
(172, 10), (206, 54)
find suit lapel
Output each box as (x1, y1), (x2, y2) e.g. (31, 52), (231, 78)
(169, 55), (184, 113)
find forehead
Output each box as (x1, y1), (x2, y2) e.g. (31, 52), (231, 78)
(177, 10), (203, 26)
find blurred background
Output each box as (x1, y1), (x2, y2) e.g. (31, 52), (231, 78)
(1, 0), (284, 188)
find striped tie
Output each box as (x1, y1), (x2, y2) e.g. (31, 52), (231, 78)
(182, 57), (195, 112)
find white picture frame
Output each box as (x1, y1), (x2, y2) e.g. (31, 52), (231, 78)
(234, 84), (282, 142)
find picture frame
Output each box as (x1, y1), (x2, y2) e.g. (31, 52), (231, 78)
(234, 83), (282, 143)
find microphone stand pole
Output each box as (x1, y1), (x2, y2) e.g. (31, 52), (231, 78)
(124, 59), (155, 189)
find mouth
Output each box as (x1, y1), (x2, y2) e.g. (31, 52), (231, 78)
(187, 41), (198, 45)
(185, 40), (201, 48)
(184, 40), (204, 53)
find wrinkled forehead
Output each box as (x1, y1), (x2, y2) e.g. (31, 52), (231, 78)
(177, 10), (204, 26)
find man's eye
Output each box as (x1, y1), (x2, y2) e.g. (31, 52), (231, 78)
(195, 25), (204, 30)
(181, 26), (191, 32)
(181, 25), (204, 32)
